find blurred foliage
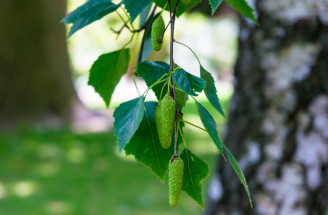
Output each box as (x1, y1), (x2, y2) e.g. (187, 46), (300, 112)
(0, 97), (230, 215)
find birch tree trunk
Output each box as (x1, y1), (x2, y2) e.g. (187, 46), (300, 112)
(205, 1), (328, 214)
(0, 0), (73, 125)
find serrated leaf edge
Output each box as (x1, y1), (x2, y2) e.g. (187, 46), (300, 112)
(208, 0), (224, 15)
(124, 102), (168, 183)
(182, 149), (209, 209)
(223, 144), (253, 208)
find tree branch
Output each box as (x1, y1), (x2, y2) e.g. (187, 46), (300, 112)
(169, 0), (180, 160)
(137, 5), (157, 64)
(158, 17), (173, 44)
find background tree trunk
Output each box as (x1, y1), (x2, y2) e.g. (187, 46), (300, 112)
(0, 0), (73, 126)
(205, 1), (328, 214)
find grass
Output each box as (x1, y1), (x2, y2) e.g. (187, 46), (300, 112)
(0, 98), (230, 215)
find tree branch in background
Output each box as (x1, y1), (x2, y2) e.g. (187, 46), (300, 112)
(137, 5), (157, 64)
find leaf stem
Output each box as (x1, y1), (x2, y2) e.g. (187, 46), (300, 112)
(178, 123), (188, 149)
(113, 11), (131, 37)
(159, 82), (168, 101)
(181, 120), (208, 133)
(148, 73), (169, 89)
(115, 10), (128, 25)
(144, 79), (168, 97)
(120, 7), (135, 31)
(174, 40), (202, 66)
(132, 73), (141, 96)
(122, 32), (135, 49)
(143, 73), (169, 96)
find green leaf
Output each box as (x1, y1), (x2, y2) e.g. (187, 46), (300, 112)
(137, 61), (170, 101)
(223, 144), (253, 208)
(124, 102), (175, 182)
(142, 37), (154, 61)
(225, 0), (257, 23)
(88, 49), (130, 107)
(200, 66), (225, 118)
(173, 68), (205, 96)
(113, 96), (145, 152)
(123, 0), (153, 23)
(195, 101), (224, 156)
(180, 149), (209, 208)
(154, 0), (202, 17)
(62, 0), (120, 38)
(208, 0), (223, 14)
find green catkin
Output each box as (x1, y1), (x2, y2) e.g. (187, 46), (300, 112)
(160, 95), (175, 149)
(155, 105), (165, 147)
(151, 16), (165, 51)
(169, 157), (184, 207)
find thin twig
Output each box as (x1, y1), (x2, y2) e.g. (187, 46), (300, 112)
(111, 23), (129, 39)
(120, 7), (135, 31)
(182, 120), (208, 133)
(137, 5), (157, 64)
(133, 6), (157, 33)
(158, 17), (173, 43)
(168, 0), (172, 15)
